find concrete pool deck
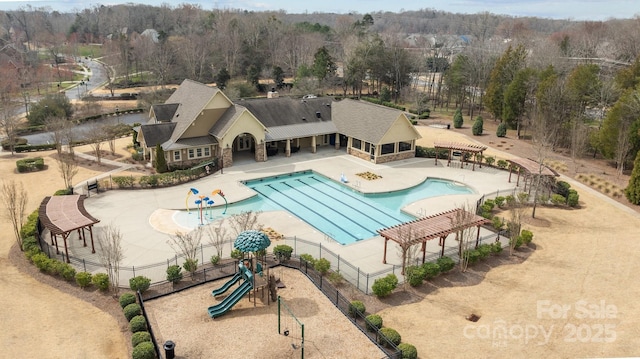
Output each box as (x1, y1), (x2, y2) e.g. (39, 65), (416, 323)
(76, 147), (519, 283)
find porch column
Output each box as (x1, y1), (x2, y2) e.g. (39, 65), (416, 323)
(311, 136), (317, 153)
(285, 139), (291, 157)
(334, 132), (340, 149)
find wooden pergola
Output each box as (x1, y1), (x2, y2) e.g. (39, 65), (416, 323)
(39, 195), (100, 263)
(434, 141), (487, 171)
(378, 208), (490, 273)
(507, 158), (559, 191)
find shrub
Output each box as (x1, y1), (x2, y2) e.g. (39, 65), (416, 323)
(398, 343), (418, 359)
(210, 255), (220, 265)
(422, 262), (441, 280)
(230, 249), (243, 259)
(129, 315), (148, 333)
(555, 180), (571, 197)
(491, 241), (503, 254)
(112, 176), (135, 188)
(75, 272), (93, 288)
(16, 157), (45, 172)
(477, 244), (492, 259)
(484, 156), (495, 166)
(550, 194), (566, 206)
(59, 262), (77, 281)
(521, 229), (534, 244)
(464, 249), (482, 264)
(472, 116), (483, 135)
(132, 341), (156, 359)
(496, 159), (508, 169)
(129, 276), (151, 293)
(496, 123), (507, 137)
(131, 331), (151, 347)
(166, 265), (183, 284)
(92, 273), (110, 291)
(314, 258), (331, 275)
(372, 274), (398, 297)
(366, 314), (383, 332)
(21, 235), (39, 252)
(123, 303), (142, 321)
(453, 108), (463, 128)
(491, 216), (505, 230)
(510, 235), (524, 249)
(119, 292), (137, 308)
(31, 252), (52, 272)
(436, 256), (456, 273)
(494, 196), (505, 208)
(567, 189), (579, 207)
(405, 265), (426, 287)
(505, 195), (516, 206)
(349, 300), (366, 317)
(273, 244), (293, 262)
(53, 188), (73, 196)
(183, 258), (198, 276)
(299, 253), (316, 266)
(327, 270), (344, 285)
(378, 327), (402, 347)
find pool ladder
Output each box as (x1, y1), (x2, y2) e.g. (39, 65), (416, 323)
(353, 180), (361, 190)
(325, 232), (336, 243)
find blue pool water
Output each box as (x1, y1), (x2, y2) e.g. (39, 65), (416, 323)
(174, 170), (474, 244)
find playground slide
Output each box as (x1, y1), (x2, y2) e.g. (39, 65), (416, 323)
(207, 280), (253, 318)
(211, 272), (242, 297)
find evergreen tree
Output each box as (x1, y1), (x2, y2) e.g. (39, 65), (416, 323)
(215, 68), (230, 89)
(496, 123), (507, 137)
(155, 143), (168, 173)
(453, 108), (464, 128)
(484, 45), (527, 121)
(272, 66), (285, 89)
(625, 150), (640, 205)
(312, 46), (336, 85)
(472, 116), (484, 136)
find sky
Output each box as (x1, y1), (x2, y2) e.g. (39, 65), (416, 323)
(0, 0), (637, 21)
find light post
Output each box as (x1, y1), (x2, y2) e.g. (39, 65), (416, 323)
(115, 107), (120, 124)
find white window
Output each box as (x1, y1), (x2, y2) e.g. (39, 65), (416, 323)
(188, 146), (211, 159)
(173, 150), (181, 161)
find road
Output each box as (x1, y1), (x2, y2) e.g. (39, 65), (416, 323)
(22, 113), (146, 145)
(66, 57), (109, 101)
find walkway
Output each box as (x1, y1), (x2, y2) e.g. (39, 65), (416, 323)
(57, 148), (518, 286)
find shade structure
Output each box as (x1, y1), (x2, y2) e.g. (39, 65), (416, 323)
(234, 230), (271, 252)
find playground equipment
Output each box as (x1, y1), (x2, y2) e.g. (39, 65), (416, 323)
(208, 261), (254, 318)
(278, 295), (305, 358)
(185, 188), (228, 225)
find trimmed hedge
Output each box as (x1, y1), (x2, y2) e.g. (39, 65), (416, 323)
(75, 272), (93, 288)
(92, 273), (110, 291)
(129, 315), (148, 333)
(124, 303), (142, 321)
(349, 301), (366, 317)
(436, 256), (456, 273)
(366, 314), (383, 332)
(132, 341), (156, 359)
(314, 258), (331, 275)
(131, 331), (152, 347)
(372, 274), (398, 297)
(16, 157), (45, 172)
(119, 292), (137, 308)
(129, 276), (151, 293)
(398, 343), (418, 359)
(378, 327), (401, 347)
(422, 262), (441, 279)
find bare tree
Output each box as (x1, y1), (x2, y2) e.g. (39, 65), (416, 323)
(228, 210), (262, 238)
(84, 122), (107, 164)
(392, 223), (424, 278)
(449, 205), (477, 272)
(0, 180), (29, 250)
(45, 116), (71, 156)
(0, 101), (21, 156)
(205, 218), (228, 260)
(56, 153), (79, 190)
(507, 194), (527, 255)
(95, 224), (124, 294)
(168, 227), (203, 279)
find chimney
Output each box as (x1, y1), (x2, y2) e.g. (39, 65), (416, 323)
(316, 111), (321, 118)
(267, 88), (279, 98)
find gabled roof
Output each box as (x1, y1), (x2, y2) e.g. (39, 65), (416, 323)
(236, 97), (333, 127)
(163, 136), (218, 150)
(150, 103), (179, 123)
(165, 79), (221, 143)
(332, 99), (411, 144)
(266, 122), (338, 141)
(208, 104), (255, 139)
(140, 122), (176, 147)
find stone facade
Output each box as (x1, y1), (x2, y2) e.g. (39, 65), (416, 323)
(347, 148), (415, 164)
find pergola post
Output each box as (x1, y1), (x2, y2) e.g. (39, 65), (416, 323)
(508, 166), (513, 182)
(62, 233), (70, 263)
(382, 238), (388, 264)
(421, 241), (426, 264)
(447, 149), (452, 167)
(439, 235), (446, 257)
(52, 234), (59, 254)
(475, 225), (481, 248)
(89, 226), (96, 253)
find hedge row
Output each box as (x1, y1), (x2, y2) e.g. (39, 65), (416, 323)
(119, 292), (157, 359)
(359, 307), (417, 359)
(112, 167), (206, 189)
(16, 157), (45, 172)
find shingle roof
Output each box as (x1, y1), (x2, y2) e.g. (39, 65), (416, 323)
(163, 136), (218, 150)
(151, 103), (179, 123)
(332, 99), (411, 144)
(165, 79), (220, 143)
(236, 96), (333, 127)
(265, 122), (338, 141)
(140, 122), (176, 147)
(208, 104), (250, 139)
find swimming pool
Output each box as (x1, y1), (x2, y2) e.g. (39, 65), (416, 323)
(174, 170), (473, 244)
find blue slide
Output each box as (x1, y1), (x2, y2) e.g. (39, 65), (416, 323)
(211, 272), (242, 297)
(207, 280), (253, 318)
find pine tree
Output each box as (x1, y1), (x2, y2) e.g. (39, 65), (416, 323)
(625, 150), (640, 204)
(453, 108), (463, 128)
(472, 116), (484, 136)
(155, 143), (168, 173)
